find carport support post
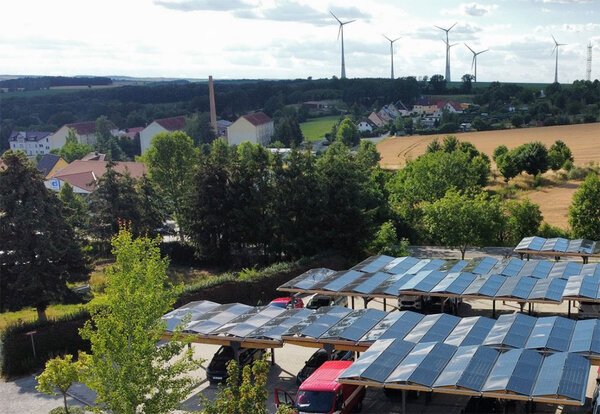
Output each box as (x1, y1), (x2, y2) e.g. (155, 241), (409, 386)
(323, 343), (335, 360)
(492, 300), (496, 318)
(351, 296), (355, 309)
(568, 300), (571, 318)
(230, 341), (241, 363)
(271, 348), (275, 366)
(402, 390), (406, 414)
(383, 298), (386, 311)
(363, 297), (371, 309)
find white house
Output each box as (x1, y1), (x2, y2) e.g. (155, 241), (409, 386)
(8, 131), (53, 157)
(227, 112), (274, 146)
(51, 121), (119, 149)
(357, 119), (376, 133)
(139, 116), (186, 154)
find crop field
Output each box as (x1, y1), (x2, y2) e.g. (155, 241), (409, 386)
(300, 115), (340, 141)
(378, 123), (600, 230)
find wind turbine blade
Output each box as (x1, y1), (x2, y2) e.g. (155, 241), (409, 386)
(471, 56), (475, 71)
(343, 19), (356, 25)
(551, 45), (557, 55)
(434, 25), (445, 31)
(464, 43), (475, 54)
(330, 10), (342, 24)
(449, 22), (457, 31)
(479, 49), (489, 55)
(338, 25), (342, 40)
(392, 37), (401, 43)
(383, 34), (392, 42)
(551, 34), (558, 45)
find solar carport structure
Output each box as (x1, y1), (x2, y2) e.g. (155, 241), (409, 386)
(515, 236), (600, 263)
(338, 337), (590, 406)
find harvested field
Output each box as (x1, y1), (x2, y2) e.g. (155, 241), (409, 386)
(377, 123), (600, 169)
(516, 181), (581, 230)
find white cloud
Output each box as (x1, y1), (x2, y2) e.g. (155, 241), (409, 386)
(461, 2), (497, 16)
(153, 0), (254, 11)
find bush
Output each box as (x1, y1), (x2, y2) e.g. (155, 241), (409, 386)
(49, 406), (85, 414)
(0, 311), (90, 377)
(538, 222), (570, 239)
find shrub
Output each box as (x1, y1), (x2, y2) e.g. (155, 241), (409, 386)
(538, 222), (570, 239)
(49, 407), (85, 414)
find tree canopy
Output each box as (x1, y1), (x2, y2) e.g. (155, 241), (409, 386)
(569, 173), (600, 240)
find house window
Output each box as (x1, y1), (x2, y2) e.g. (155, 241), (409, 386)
(46, 138), (48, 142)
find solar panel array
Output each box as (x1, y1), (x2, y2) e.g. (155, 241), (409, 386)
(515, 236), (600, 256)
(338, 338), (589, 405)
(278, 255), (600, 304)
(162, 301), (600, 359)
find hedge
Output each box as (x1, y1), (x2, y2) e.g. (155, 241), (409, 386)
(0, 253), (349, 377)
(0, 310), (90, 377)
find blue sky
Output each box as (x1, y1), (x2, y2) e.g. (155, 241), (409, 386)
(1, 0), (599, 83)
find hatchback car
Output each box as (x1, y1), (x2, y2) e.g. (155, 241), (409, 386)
(296, 348), (354, 384)
(269, 297), (304, 309)
(206, 346), (265, 385)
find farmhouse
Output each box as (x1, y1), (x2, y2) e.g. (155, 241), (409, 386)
(45, 159), (146, 194)
(52, 121), (119, 148)
(8, 131), (53, 157)
(36, 154), (68, 179)
(227, 112), (274, 146)
(140, 116), (186, 154)
(357, 119), (376, 133)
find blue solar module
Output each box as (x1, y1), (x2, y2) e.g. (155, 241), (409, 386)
(322, 309), (387, 342)
(456, 346), (499, 391)
(532, 353), (589, 404)
(404, 313), (460, 344)
(339, 338), (399, 380)
(515, 236), (546, 251)
(484, 313), (536, 349)
(546, 317), (576, 352)
(372, 311), (424, 342)
(320, 270), (365, 292)
(461, 275), (488, 295)
(476, 274), (506, 297)
(351, 271), (394, 294)
(579, 275), (600, 299)
(439, 260), (468, 273)
(525, 317), (556, 350)
(386, 342), (456, 387)
(542, 237), (569, 253)
(361, 339), (416, 382)
(252, 308), (314, 339)
(397, 270), (434, 291)
(483, 349), (542, 396)
(444, 316), (495, 347)
(186, 303), (253, 334)
(519, 260), (553, 279)
(384, 256), (420, 274)
(420, 258), (447, 273)
(527, 278), (552, 300)
(510, 277), (537, 299)
(283, 306), (339, 336)
(471, 257), (499, 275)
(568, 319), (596, 354)
(406, 259), (435, 275)
(376, 273), (414, 296)
(566, 239), (583, 254)
(563, 275), (585, 297)
(300, 313), (347, 338)
(224, 306), (286, 337)
(495, 276), (520, 298)
(545, 278), (568, 302)
(431, 272), (476, 295)
(352, 255), (396, 273)
(283, 268), (337, 290)
(580, 239), (595, 254)
(562, 262), (583, 279)
(498, 258), (526, 277)
(580, 263), (600, 278)
(433, 345), (479, 388)
(482, 349), (521, 392)
(410, 271), (447, 293)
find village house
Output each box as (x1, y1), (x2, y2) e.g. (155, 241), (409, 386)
(52, 121), (119, 148)
(36, 154), (68, 179)
(227, 112), (274, 146)
(8, 131), (53, 157)
(139, 116), (186, 154)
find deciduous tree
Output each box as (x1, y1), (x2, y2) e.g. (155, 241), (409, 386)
(52, 128), (93, 162)
(36, 353), (88, 414)
(335, 118), (360, 147)
(569, 173), (600, 239)
(548, 140), (573, 171)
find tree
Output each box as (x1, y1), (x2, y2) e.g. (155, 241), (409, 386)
(58, 182), (88, 234)
(201, 357), (270, 414)
(52, 128), (93, 162)
(503, 199), (543, 245)
(548, 140), (573, 171)
(185, 112), (217, 145)
(569, 173), (600, 239)
(426, 138), (441, 153)
(429, 74), (446, 94)
(274, 116), (304, 147)
(0, 151), (89, 320)
(368, 220), (409, 257)
(461, 74), (474, 93)
(514, 142), (549, 176)
(80, 229), (201, 414)
(511, 114), (524, 128)
(36, 353), (88, 414)
(135, 176), (167, 238)
(143, 131), (197, 240)
(496, 151), (520, 182)
(335, 118), (360, 147)
(422, 189), (503, 259)
(95, 116), (124, 161)
(492, 145), (508, 162)
(442, 135), (458, 153)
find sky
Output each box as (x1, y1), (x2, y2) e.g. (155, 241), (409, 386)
(1, 0), (599, 83)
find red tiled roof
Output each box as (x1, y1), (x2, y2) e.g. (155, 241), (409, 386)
(447, 101), (462, 111)
(52, 160), (147, 191)
(155, 116), (186, 131)
(241, 112), (272, 126)
(64, 120), (117, 135)
(120, 127), (144, 139)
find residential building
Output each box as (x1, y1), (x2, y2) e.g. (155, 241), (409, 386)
(413, 98), (438, 116)
(227, 112), (274, 146)
(8, 131), (53, 157)
(216, 119), (232, 138)
(368, 112), (386, 128)
(140, 116), (186, 154)
(52, 121), (119, 149)
(357, 119), (376, 133)
(81, 152), (107, 161)
(119, 127), (144, 140)
(45, 160), (147, 195)
(36, 154), (68, 179)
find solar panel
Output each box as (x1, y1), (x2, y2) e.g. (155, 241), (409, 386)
(517, 260), (553, 279)
(579, 275), (600, 299)
(510, 277), (537, 299)
(515, 236), (546, 251)
(592, 321), (600, 354)
(484, 313), (536, 349)
(339, 338), (397, 380)
(439, 259), (468, 273)
(445, 316), (495, 347)
(186, 303), (253, 334)
(419, 258), (447, 273)
(321, 309), (387, 342)
(281, 268), (337, 290)
(283, 306), (335, 336)
(397, 270), (434, 291)
(580, 263), (600, 278)
(482, 348), (521, 392)
(541, 237), (569, 252)
(568, 319), (595, 353)
(546, 317), (576, 352)
(251, 308), (313, 339)
(580, 239), (595, 254)
(410, 271), (447, 293)
(300, 313), (346, 338)
(566, 239), (583, 254)
(433, 344), (479, 388)
(545, 278), (568, 302)
(472, 257), (499, 275)
(224, 306), (286, 337)
(404, 313), (459, 344)
(495, 276), (520, 298)
(363, 311), (424, 342)
(525, 317), (556, 350)
(162, 300), (221, 331)
(563, 275), (584, 297)
(384, 256), (420, 274)
(431, 272), (476, 295)
(457, 345), (500, 391)
(321, 270), (365, 292)
(211, 306), (264, 335)
(386, 342), (456, 387)
(361, 339), (416, 382)
(381, 256), (411, 273)
(351, 271), (394, 294)
(499, 258), (526, 277)
(351, 255), (396, 273)
(506, 350), (544, 396)
(532, 353), (589, 403)
(406, 259), (435, 275)
(475, 274), (506, 297)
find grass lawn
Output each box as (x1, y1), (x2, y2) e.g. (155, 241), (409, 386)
(300, 115), (340, 142)
(0, 303), (88, 330)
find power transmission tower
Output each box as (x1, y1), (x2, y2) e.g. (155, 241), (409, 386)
(587, 42), (593, 81)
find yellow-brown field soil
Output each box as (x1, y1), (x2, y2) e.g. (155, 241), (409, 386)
(377, 123), (600, 169)
(517, 181), (581, 230)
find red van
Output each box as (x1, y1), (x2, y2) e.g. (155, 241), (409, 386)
(275, 360), (365, 413)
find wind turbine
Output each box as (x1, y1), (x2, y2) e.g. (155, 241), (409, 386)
(331, 11), (355, 79)
(464, 43), (489, 82)
(435, 22), (457, 81)
(551, 34), (567, 83)
(383, 35), (401, 80)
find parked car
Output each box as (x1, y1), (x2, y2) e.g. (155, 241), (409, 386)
(592, 367), (600, 413)
(206, 346), (265, 385)
(275, 361), (366, 414)
(578, 301), (600, 319)
(397, 295), (430, 311)
(306, 294), (348, 309)
(269, 297), (304, 309)
(296, 348), (354, 384)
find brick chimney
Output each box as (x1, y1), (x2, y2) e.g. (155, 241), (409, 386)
(208, 75), (217, 134)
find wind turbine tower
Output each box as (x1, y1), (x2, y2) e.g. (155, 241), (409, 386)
(552, 34), (567, 83)
(435, 23), (457, 81)
(383, 35), (401, 80)
(331, 11), (355, 79)
(587, 42), (592, 81)
(464, 43), (489, 82)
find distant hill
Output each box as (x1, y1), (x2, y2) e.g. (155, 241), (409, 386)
(0, 76), (112, 90)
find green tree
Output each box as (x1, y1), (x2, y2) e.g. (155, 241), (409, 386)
(511, 114), (524, 128)
(36, 353), (88, 414)
(274, 116), (304, 147)
(426, 138), (441, 153)
(95, 116), (124, 161)
(548, 140), (573, 171)
(496, 151), (520, 182)
(368, 220), (409, 257)
(143, 131), (197, 240)
(356, 140), (381, 169)
(569, 173), (600, 239)
(185, 112), (217, 146)
(423, 189), (503, 259)
(136, 176), (167, 238)
(442, 135), (459, 153)
(58, 182), (89, 234)
(492, 145), (509, 162)
(514, 142), (549, 176)
(80, 229), (200, 414)
(461, 74), (474, 93)
(201, 357), (270, 414)
(503, 199), (543, 245)
(0, 151), (89, 319)
(335, 118), (360, 147)
(52, 128), (93, 162)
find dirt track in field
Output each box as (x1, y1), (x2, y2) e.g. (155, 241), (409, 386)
(377, 123), (600, 230)
(377, 123), (600, 169)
